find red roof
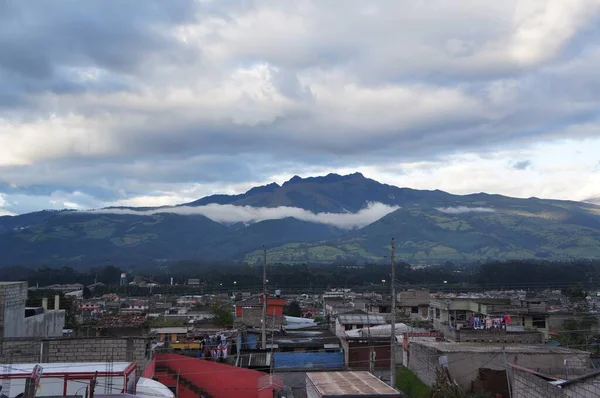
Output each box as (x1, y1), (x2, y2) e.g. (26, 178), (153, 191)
(155, 353), (276, 398)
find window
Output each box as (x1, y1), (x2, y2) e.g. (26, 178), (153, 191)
(532, 317), (546, 329)
(411, 306), (419, 314)
(435, 308), (441, 319)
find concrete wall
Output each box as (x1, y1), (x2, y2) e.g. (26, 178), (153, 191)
(408, 343), (591, 392)
(22, 310), (65, 338)
(0, 282), (28, 338)
(1, 281), (65, 338)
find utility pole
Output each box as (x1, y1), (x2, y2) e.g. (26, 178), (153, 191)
(262, 245), (268, 349)
(390, 238), (396, 389)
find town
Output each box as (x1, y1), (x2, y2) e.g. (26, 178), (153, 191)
(2, 269), (600, 398)
(3, 0), (600, 397)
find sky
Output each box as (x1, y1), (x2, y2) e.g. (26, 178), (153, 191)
(1, 0), (600, 216)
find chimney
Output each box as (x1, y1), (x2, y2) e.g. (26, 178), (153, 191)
(54, 295), (60, 310)
(42, 298), (48, 311)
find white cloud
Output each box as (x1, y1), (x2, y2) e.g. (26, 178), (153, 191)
(81, 202), (399, 229)
(436, 206), (496, 214)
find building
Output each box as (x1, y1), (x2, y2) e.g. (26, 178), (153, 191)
(397, 290), (429, 320)
(0, 281), (65, 339)
(335, 312), (386, 337)
(0, 362), (138, 397)
(511, 364), (600, 398)
(235, 295), (286, 329)
(40, 283), (85, 293)
(408, 341), (591, 393)
(305, 371), (402, 397)
(429, 297), (549, 340)
(151, 327), (190, 342)
(121, 299), (149, 313)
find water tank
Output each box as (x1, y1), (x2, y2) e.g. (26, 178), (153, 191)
(275, 289), (281, 297)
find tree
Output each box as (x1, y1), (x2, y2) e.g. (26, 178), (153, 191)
(211, 303), (234, 327)
(284, 301), (302, 317)
(558, 285), (598, 349)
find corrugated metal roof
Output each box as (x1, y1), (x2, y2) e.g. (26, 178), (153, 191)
(235, 352), (272, 368)
(337, 314), (386, 325)
(307, 371), (401, 396)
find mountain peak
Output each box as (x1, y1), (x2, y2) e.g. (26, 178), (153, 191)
(283, 172), (366, 186)
(245, 182), (280, 195)
(283, 175), (304, 185)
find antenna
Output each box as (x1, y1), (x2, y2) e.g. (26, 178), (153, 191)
(262, 245), (268, 349)
(390, 238), (396, 389)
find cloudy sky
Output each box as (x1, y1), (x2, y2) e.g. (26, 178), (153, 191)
(1, 0), (600, 216)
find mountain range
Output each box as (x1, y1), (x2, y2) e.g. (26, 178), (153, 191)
(1, 172), (600, 267)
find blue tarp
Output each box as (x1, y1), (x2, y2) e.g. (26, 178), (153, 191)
(273, 351), (344, 370)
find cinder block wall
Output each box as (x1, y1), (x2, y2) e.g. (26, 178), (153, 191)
(1, 337), (151, 377)
(513, 371), (564, 398)
(408, 343), (438, 386)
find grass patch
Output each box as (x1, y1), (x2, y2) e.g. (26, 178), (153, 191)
(396, 366), (431, 398)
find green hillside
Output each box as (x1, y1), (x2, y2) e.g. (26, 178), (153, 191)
(245, 199), (600, 264)
(1, 173), (600, 266)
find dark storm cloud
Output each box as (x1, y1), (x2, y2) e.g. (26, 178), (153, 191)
(0, 0), (195, 101)
(1, 0), (600, 213)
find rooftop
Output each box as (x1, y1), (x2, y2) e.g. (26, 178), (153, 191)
(96, 313), (148, 328)
(306, 371), (401, 396)
(337, 314), (386, 325)
(151, 327), (190, 334)
(413, 341), (589, 355)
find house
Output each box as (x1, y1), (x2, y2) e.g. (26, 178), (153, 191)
(408, 341), (591, 393)
(397, 290), (429, 320)
(151, 327), (190, 342)
(511, 364), (600, 398)
(121, 299), (149, 313)
(335, 311), (386, 337)
(235, 294), (286, 329)
(429, 297), (549, 341)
